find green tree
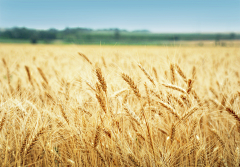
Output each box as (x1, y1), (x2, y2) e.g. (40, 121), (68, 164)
(114, 29), (120, 40)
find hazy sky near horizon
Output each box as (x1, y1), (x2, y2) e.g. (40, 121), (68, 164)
(0, 0), (239, 33)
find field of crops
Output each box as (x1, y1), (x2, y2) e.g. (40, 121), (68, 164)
(0, 44), (240, 166)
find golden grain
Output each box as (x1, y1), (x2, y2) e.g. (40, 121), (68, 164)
(0, 44), (238, 166)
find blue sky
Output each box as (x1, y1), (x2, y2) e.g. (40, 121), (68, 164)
(0, 0), (239, 32)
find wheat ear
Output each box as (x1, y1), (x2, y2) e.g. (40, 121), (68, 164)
(180, 94), (191, 108)
(235, 147), (239, 166)
(181, 107), (198, 122)
(96, 67), (107, 93)
(192, 66), (196, 80)
(25, 66), (35, 90)
(226, 107), (240, 123)
(101, 56), (106, 68)
(170, 123), (176, 144)
(170, 64), (175, 84)
(16, 78), (22, 98)
(175, 64), (187, 83)
(152, 67), (158, 81)
(128, 153), (140, 167)
(209, 128), (225, 149)
(210, 87), (219, 99)
(2, 58), (13, 94)
(95, 82), (107, 113)
(78, 52), (92, 65)
(20, 130), (31, 156)
(187, 79), (193, 94)
(144, 83), (151, 106)
(158, 100), (180, 119)
(59, 102), (70, 125)
(230, 92), (240, 105)
(26, 127), (47, 155)
(122, 73), (141, 99)
(37, 67), (48, 84)
(124, 105), (141, 126)
(188, 119), (198, 141)
(171, 96), (184, 108)
(162, 83), (187, 94)
(138, 64), (155, 86)
(191, 89), (201, 105)
(85, 81), (96, 92)
(0, 112), (7, 132)
(94, 125), (101, 148)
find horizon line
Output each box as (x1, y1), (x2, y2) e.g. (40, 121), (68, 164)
(0, 26), (240, 34)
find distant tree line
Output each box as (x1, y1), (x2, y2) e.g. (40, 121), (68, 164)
(0, 27), (239, 44)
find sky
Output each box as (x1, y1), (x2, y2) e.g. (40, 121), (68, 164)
(0, 0), (239, 33)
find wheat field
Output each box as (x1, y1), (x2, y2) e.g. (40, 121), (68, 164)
(0, 44), (240, 166)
